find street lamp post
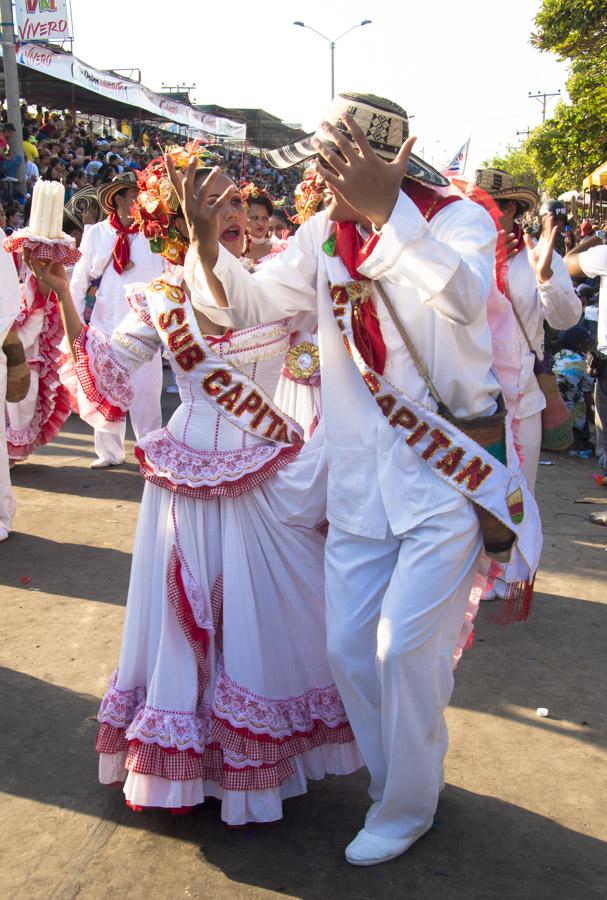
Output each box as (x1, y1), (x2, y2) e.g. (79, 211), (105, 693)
(294, 20), (372, 99)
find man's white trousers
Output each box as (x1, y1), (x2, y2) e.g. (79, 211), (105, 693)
(517, 411), (542, 493)
(325, 501), (482, 842)
(94, 353), (163, 462)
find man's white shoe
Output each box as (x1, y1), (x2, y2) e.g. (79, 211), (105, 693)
(0, 526), (9, 542)
(480, 584), (496, 601)
(90, 456), (124, 469)
(344, 828), (411, 867)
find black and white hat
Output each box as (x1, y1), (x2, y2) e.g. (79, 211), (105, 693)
(264, 92), (449, 188)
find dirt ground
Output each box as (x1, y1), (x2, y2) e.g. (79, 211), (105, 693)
(1, 397), (606, 900)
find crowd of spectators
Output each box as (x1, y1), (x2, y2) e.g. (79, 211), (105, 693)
(0, 105), (305, 220)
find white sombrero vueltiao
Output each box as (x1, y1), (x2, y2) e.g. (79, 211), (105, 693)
(97, 170), (139, 215)
(264, 92), (449, 188)
(473, 169), (539, 214)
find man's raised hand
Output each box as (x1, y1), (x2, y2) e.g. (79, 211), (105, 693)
(524, 212), (557, 284)
(311, 113), (417, 230)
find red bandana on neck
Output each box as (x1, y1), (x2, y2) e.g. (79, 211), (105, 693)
(109, 212), (138, 274)
(332, 184), (462, 375)
(496, 223), (525, 296)
(334, 221), (386, 373)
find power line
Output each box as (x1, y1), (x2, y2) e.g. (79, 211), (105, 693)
(528, 90), (561, 124)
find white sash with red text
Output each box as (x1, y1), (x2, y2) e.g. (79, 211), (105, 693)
(146, 278), (303, 447)
(329, 277), (542, 585)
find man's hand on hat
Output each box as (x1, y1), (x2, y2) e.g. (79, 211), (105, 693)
(524, 212), (557, 284)
(166, 155), (236, 264)
(311, 114), (417, 230)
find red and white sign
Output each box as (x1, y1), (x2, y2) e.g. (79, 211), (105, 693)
(14, 42), (247, 140)
(14, 0), (72, 44)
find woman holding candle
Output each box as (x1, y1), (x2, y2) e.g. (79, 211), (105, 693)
(5, 181), (72, 462)
(30, 145), (360, 825)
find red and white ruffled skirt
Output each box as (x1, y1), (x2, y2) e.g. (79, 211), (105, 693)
(96, 449), (361, 825)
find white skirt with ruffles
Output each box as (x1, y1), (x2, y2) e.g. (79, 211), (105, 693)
(96, 436), (362, 825)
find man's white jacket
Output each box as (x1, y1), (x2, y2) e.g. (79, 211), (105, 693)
(490, 244), (581, 421)
(187, 191), (502, 540)
(70, 218), (164, 336)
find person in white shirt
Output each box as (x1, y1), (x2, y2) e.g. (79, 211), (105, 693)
(173, 93), (542, 866)
(69, 172), (164, 467)
(565, 229), (607, 491)
(0, 228), (22, 538)
(473, 173), (581, 492)
(24, 159), (39, 186)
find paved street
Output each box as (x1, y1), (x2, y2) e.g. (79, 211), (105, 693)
(1, 401), (606, 900)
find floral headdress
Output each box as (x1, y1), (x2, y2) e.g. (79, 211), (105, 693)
(291, 167), (328, 224)
(239, 181), (274, 211)
(133, 141), (221, 265)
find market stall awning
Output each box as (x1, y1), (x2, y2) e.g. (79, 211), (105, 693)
(0, 42), (246, 140)
(582, 161), (607, 190)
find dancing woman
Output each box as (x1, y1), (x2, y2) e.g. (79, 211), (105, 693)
(32, 145), (359, 826)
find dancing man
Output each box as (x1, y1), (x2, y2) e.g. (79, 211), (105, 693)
(174, 93), (542, 866)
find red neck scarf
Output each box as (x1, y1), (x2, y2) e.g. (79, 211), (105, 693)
(332, 184), (462, 375)
(109, 212), (138, 274)
(495, 223), (525, 297)
(334, 221), (386, 373)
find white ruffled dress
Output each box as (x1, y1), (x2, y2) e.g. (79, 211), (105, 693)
(68, 275), (361, 825)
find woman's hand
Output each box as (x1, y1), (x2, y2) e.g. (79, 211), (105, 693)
(311, 113), (417, 230)
(165, 157), (236, 266)
(25, 250), (70, 297)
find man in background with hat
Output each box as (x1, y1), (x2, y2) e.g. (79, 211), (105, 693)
(473, 170), (580, 502)
(177, 93), (542, 866)
(69, 171), (164, 468)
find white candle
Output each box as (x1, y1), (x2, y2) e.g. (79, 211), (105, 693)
(29, 181), (65, 238)
(30, 179), (42, 234)
(50, 182), (64, 238)
(38, 181), (48, 234)
(39, 182), (50, 237)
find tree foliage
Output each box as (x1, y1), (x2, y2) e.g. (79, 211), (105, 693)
(532, 0), (607, 59)
(482, 144), (542, 193)
(486, 1), (607, 194)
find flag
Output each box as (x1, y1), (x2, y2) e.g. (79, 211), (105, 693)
(442, 138), (471, 177)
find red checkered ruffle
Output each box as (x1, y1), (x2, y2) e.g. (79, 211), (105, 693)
(3, 230), (81, 266)
(135, 442), (301, 500)
(96, 554), (355, 790)
(73, 325), (133, 423)
(96, 718), (354, 790)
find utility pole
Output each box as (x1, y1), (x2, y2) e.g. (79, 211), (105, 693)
(0, 0), (25, 193)
(517, 127), (531, 141)
(528, 90), (560, 124)
(161, 83), (196, 94)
